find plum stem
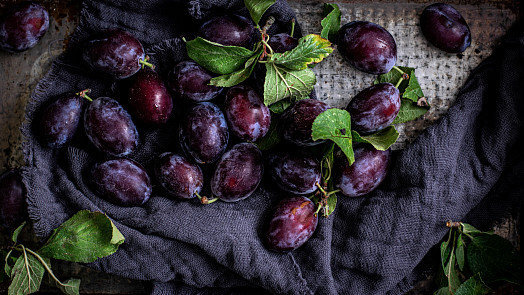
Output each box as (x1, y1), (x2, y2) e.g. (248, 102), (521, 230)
(76, 89), (93, 102)
(392, 65), (405, 75)
(446, 220), (461, 228)
(139, 55), (155, 70)
(195, 191), (218, 205)
(290, 18), (296, 38)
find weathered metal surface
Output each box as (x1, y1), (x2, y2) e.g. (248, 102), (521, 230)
(0, 0), (521, 294)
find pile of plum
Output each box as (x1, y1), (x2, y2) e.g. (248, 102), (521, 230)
(0, 1), (471, 253)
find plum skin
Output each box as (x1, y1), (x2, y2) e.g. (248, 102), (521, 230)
(346, 82), (401, 134)
(199, 14), (258, 49)
(154, 153), (203, 199)
(0, 1), (49, 52)
(90, 158), (152, 206)
(280, 99), (330, 147)
(167, 60), (223, 102)
(224, 85), (271, 142)
(0, 169), (27, 228)
(84, 97), (139, 157)
(265, 196), (318, 252)
(211, 143), (264, 202)
(266, 149), (321, 195)
(269, 33), (299, 53)
(39, 92), (85, 148)
(420, 3), (471, 53)
(333, 145), (391, 197)
(338, 21), (397, 75)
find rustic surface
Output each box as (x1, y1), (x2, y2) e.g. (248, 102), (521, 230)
(0, 0), (521, 294)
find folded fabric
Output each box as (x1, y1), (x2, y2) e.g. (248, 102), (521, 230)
(21, 0), (524, 294)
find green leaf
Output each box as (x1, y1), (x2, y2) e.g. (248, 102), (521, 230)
(271, 34), (333, 71)
(269, 99), (292, 114)
(264, 63), (316, 106)
(456, 234), (465, 271)
(460, 223), (485, 237)
(8, 250), (44, 295)
(454, 274), (491, 295)
(374, 66), (413, 92)
(244, 0), (276, 25)
(254, 116), (281, 151)
(444, 250), (461, 293)
(466, 233), (523, 286)
(434, 287), (451, 295)
(54, 278), (80, 295)
(440, 233), (452, 271)
(391, 99), (429, 125)
(210, 46), (263, 87)
(403, 70), (424, 102)
(321, 4), (341, 43)
(1, 250), (14, 282)
(185, 37), (256, 75)
(12, 222), (26, 244)
(38, 210), (125, 263)
(351, 126), (399, 151)
(312, 109), (354, 165)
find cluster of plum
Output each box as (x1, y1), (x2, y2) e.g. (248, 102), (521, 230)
(0, 1), (472, 255)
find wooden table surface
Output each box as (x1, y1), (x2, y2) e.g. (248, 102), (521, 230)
(0, 0), (521, 294)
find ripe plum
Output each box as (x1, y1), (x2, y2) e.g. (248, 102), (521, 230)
(280, 99), (330, 146)
(338, 21), (397, 75)
(266, 149), (321, 195)
(333, 144), (391, 197)
(154, 153), (203, 199)
(84, 97), (139, 157)
(0, 1), (49, 52)
(39, 91), (87, 148)
(265, 196), (318, 252)
(346, 82), (400, 134)
(127, 68), (173, 125)
(90, 158), (151, 206)
(83, 29), (148, 79)
(420, 3), (471, 53)
(199, 14), (258, 48)
(211, 143), (263, 202)
(167, 60), (223, 102)
(179, 102), (228, 164)
(224, 85), (270, 142)
(269, 33), (298, 53)
(0, 169), (26, 228)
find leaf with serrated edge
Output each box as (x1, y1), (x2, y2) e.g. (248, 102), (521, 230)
(454, 274), (491, 295)
(12, 222), (26, 244)
(8, 250), (44, 295)
(466, 233), (523, 286)
(38, 210), (125, 263)
(460, 223), (485, 236)
(4, 249), (17, 279)
(321, 4), (341, 43)
(374, 66), (413, 93)
(440, 235), (451, 271)
(352, 126), (399, 151)
(312, 109), (354, 165)
(210, 48), (262, 87)
(264, 63), (316, 106)
(403, 70), (424, 102)
(434, 287), (451, 295)
(185, 37), (255, 75)
(392, 99), (429, 125)
(254, 116), (281, 151)
(55, 278), (80, 295)
(456, 234), (465, 271)
(244, 0), (276, 25)
(271, 34), (333, 71)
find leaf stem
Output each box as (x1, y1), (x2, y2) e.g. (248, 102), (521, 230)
(76, 89), (92, 102)
(290, 18), (296, 38)
(315, 182), (328, 196)
(139, 56), (155, 70)
(395, 76), (403, 89)
(23, 247), (73, 289)
(20, 245), (35, 292)
(392, 66), (405, 75)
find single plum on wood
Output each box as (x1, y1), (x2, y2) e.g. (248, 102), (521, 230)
(265, 196), (318, 252)
(90, 158), (151, 206)
(420, 3), (471, 53)
(280, 99), (330, 147)
(211, 143), (263, 203)
(338, 21), (397, 75)
(333, 144), (391, 197)
(199, 14), (258, 49)
(83, 29), (149, 79)
(38, 91), (87, 148)
(154, 153), (203, 199)
(224, 85), (270, 142)
(266, 149), (321, 195)
(179, 102), (228, 164)
(167, 60), (223, 102)
(0, 169), (26, 228)
(0, 1), (49, 52)
(127, 68), (173, 125)
(346, 82), (400, 134)
(84, 97), (139, 157)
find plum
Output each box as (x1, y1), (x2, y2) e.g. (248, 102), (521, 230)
(0, 1), (49, 52)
